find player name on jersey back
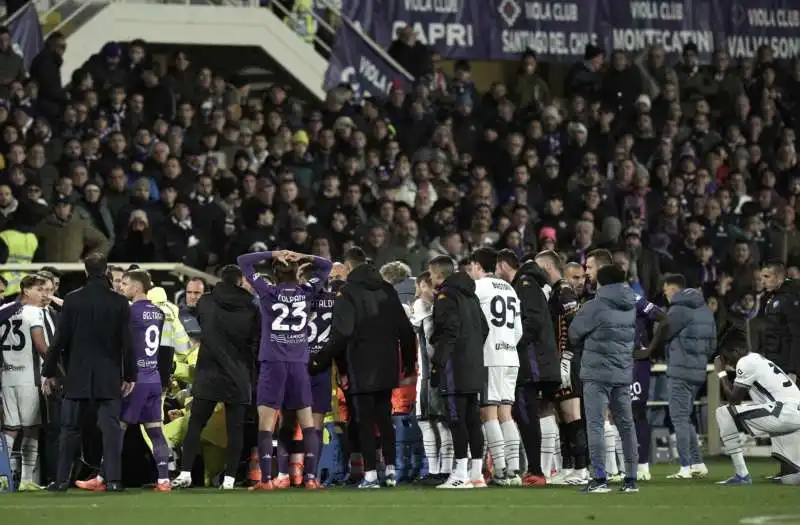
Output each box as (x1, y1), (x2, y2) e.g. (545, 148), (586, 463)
(260, 284), (317, 363)
(475, 276), (522, 367)
(0, 305), (44, 386)
(308, 290), (335, 355)
(130, 300), (166, 383)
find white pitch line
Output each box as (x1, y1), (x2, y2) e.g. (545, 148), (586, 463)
(0, 502), (793, 511)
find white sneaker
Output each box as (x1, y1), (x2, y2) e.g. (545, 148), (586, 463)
(436, 476), (473, 489)
(548, 468), (574, 485)
(505, 474), (522, 487)
(170, 472), (192, 489)
(220, 476), (235, 490)
(636, 464), (651, 481)
(666, 469), (692, 479)
(564, 468), (590, 486)
(607, 472), (623, 483)
(691, 464), (709, 478)
(471, 478), (488, 488)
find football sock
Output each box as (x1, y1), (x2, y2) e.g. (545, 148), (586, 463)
(364, 469), (378, 483)
(349, 453), (364, 475)
(560, 422), (573, 469)
(419, 420), (440, 475)
(302, 427), (319, 479)
(540, 416), (557, 475)
(483, 420), (506, 475)
(437, 422), (453, 474)
(20, 435), (38, 483)
(3, 433), (19, 477)
(469, 458), (482, 480)
(316, 429), (324, 467)
(145, 427), (170, 482)
(277, 430), (291, 475)
(500, 420), (521, 474)
(567, 420), (588, 470)
(257, 431), (273, 481)
(716, 407), (749, 478)
(454, 458), (469, 480)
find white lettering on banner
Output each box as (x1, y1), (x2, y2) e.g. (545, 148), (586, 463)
(392, 21), (474, 47)
(612, 29), (713, 53)
(339, 61), (391, 99)
(403, 0), (460, 14)
(629, 2), (684, 21)
(726, 36), (800, 59)
(524, 2), (579, 22)
(746, 9), (800, 28)
(501, 30), (597, 55)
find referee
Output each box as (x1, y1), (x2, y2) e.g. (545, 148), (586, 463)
(41, 254), (133, 492)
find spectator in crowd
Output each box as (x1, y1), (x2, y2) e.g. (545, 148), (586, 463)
(0, 27), (25, 97)
(29, 32), (68, 122)
(388, 25), (428, 79)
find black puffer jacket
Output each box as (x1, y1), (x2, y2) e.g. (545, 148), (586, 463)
(430, 272), (489, 394)
(512, 261), (560, 384)
(193, 282), (260, 404)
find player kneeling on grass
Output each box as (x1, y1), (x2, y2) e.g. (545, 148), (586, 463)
(715, 344), (800, 485)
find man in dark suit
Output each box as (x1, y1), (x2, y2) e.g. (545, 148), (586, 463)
(41, 253), (134, 491)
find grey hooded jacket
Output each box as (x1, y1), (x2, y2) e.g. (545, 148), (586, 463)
(665, 288), (716, 384)
(569, 283), (636, 385)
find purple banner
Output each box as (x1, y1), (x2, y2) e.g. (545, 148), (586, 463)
(324, 16), (414, 99)
(8, 3), (44, 71)
(326, 0), (800, 62)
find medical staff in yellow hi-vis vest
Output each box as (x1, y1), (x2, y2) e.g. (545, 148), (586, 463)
(0, 228), (38, 297)
(284, 0), (317, 45)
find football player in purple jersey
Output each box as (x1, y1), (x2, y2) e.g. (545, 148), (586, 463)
(237, 250), (332, 490)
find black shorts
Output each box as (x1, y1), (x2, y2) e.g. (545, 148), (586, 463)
(535, 381), (562, 403)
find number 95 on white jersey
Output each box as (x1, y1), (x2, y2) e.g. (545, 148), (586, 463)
(475, 277), (522, 368)
(0, 305), (44, 387)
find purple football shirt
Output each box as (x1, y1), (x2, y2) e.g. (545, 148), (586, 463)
(129, 300), (166, 384)
(238, 252), (332, 363)
(634, 293), (663, 352)
(308, 288), (335, 355)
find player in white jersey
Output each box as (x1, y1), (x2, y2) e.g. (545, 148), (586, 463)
(1, 275), (49, 491)
(715, 344), (800, 485)
(467, 248), (523, 486)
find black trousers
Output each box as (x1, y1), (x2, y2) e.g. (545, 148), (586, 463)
(513, 383), (543, 476)
(58, 398), (122, 485)
(349, 390), (394, 472)
(41, 394), (62, 484)
(445, 393), (483, 460)
(181, 398), (246, 478)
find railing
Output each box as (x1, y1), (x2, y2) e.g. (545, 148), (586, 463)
(0, 262), (220, 284)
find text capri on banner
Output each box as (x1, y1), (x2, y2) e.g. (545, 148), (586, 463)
(324, 16), (414, 100)
(329, 0), (800, 62)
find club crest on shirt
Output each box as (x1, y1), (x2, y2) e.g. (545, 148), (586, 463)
(737, 368), (743, 375)
(437, 293), (446, 300)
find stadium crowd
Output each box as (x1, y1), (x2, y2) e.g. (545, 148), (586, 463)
(1, 21), (800, 492)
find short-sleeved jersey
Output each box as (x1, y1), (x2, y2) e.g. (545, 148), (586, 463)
(735, 353), (800, 404)
(308, 288), (335, 355)
(1, 304), (44, 386)
(130, 300), (166, 384)
(474, 276), (522, 367)
(254, 279), (326, 363)
(634, 294), (663, 351)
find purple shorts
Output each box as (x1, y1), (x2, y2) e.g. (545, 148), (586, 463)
(121, 382), (162, 424)
(310, 369), (332, 414)
(257, 361), (312, 410)
(631, 360), (651, 406)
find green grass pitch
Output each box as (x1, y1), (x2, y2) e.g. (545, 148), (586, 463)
(1, 460), (796, 525)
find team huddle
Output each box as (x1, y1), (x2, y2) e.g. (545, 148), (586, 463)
(2, 247), (800, 491)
